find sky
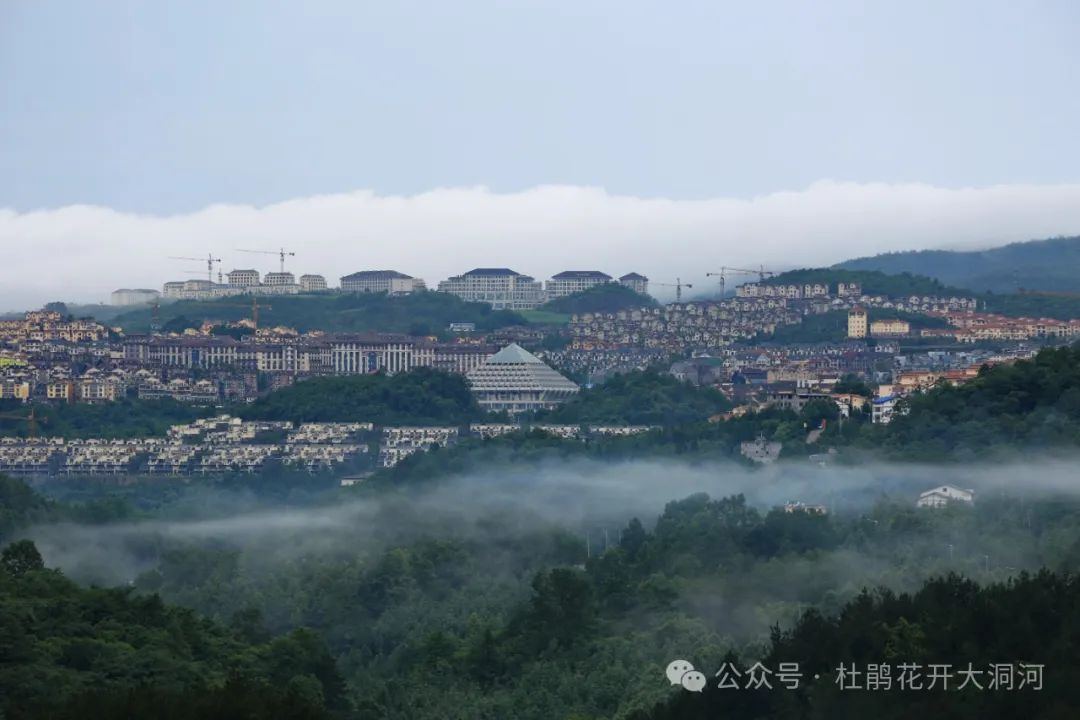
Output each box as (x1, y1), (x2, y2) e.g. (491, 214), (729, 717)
(2, 0), (1080, 309)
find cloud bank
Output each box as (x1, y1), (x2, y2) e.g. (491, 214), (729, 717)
(4, 180), (1080, 310)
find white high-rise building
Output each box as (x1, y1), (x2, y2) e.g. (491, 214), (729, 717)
(437, 268), (545, 310)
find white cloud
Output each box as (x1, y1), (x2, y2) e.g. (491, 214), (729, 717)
(3, 180), (1080, 310)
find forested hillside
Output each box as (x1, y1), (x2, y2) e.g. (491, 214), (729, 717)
(0, 540), (345, 719)
(634, 572), (1080, 720)
(6, 472), (1080, 719)
(238, 367), (485, 425)
(0, 397), (211, 439)
(836, 235), (1080, 294)
(539, 368), (731, 425)
(762, 268), (967, 297)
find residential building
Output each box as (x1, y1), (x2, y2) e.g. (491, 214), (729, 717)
(847, 307), (868, 339)
(46, 380), (74, 402)
(263, 271), (295, 286)
(870, 319), (910, 336)
(740, 435), (782, 464)
(432, 344), (495, 374)
(871, 395), (898, 424)
(466, 343), (579, 414)
(917, 485), (975, 508)
(447, 322), (476, 333)
(340, 270), (425, 295)
(765, 388), (834, 413)
(619, 272), (649, 296)
(328, 334), (434, 375)
(0, 381), (31, 401)
(226, 269), (260, 287)
(837, 282), (862, 298)
(299, 274), (328, 292)
(437, 268), (546, 310)
(545, 271), (612, 299)
(110, 288), (160, 306)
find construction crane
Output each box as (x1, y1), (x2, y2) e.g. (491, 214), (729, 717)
(705, 266), (776, 298)
(170, 253), (221, 283)
(182, 269), (226, 284)
(653, 278), (694, 302)
(0, 407), (42, 439)
(213, 296), (273, 332)
(236, 247), (295, 273)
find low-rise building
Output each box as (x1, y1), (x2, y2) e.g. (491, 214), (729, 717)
(299, 274), (328, 292)
(619, 272), (649, 296)
(340, 270), (425, 295)
(917, 484), (975, 508)
(263, 271), (296, 286)
(871, 395), (899, 424)
(226, 269), (261, 287)
(545, 271), (612, 299)
(870, 319), (910, 336)
(437, 268), (545, 310)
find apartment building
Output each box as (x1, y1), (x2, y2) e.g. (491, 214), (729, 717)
(619, 272), (649, 296)
(545, 271), (612, 299)
(847, 307), (868, 339)
(437, 268), (545, 310)
(263, 272), (295, 286)
(328, 334), (434, 375)
(870, 319), (911, 336)
(340, 270), (425, 295)
(226, 269), (260, 287)
(299, 274), (328, 292)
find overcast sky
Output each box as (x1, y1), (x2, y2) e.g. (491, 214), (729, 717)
(2, 1), (1080, 309)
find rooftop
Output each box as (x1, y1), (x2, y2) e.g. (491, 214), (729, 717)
(462, 268), (521, 277)
(341, 270), (414, 280)
(551, 271), (612, 280)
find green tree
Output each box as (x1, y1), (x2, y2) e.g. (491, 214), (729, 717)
(1, 539), (44, 576)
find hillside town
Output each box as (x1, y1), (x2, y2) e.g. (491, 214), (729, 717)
(0, 264), (1074, 479)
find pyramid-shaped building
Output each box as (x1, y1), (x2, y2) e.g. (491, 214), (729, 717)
(466, 343), (579, 414)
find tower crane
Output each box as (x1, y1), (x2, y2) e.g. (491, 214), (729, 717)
(705, 266), (776, 298)
(653, 278), (694, 302)
(170, 254), (221, 283)
(182, 269), (224, 284)
(236, 247), (295, 273)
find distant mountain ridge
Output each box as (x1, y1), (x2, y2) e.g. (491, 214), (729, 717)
(834, 235), (1080, 294)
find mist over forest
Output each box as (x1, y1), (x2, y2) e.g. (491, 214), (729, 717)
(5, 454), (1079, 719)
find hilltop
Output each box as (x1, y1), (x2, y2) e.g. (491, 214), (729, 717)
(539, 283), (657, 315)
(835, 235), (1080, 294)
(761, 267), (1080, 320)
(761, 267), (968, 297)
(112, 290), (528, 336)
